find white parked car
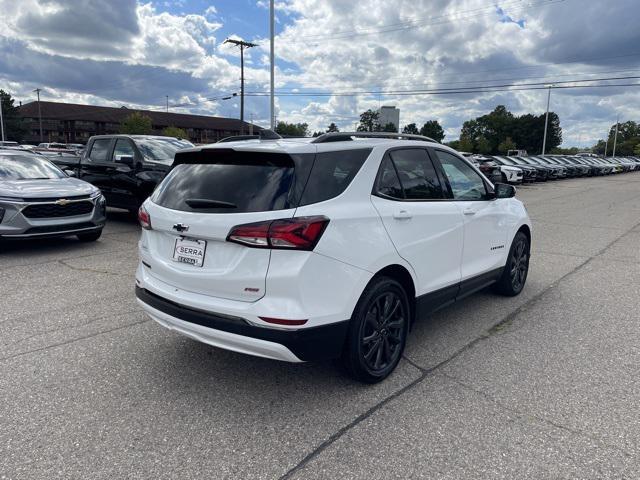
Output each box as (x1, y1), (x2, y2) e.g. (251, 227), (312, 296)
(135, 133), (532, 382)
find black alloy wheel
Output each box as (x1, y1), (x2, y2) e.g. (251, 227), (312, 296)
(361, 292), (405, 373)
(494, 231), (530, 296)
(343, 277), (409, 383)
(509, 236), (529, 293)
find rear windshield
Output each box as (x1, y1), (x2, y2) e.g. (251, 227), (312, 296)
(152, 151), (297, 213)
(152, 148), (371, 213)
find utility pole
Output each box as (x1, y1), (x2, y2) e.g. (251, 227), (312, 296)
(0, 95), (5, 142)
(224, 38), (258, 135)
(270, 0), (275, 130)
(604, 137), (608, 157)
(541, 84), (553, 155)
(166, 95), (169, 113)
(34, 88), (43, 142)
(612, 115), (619, 158)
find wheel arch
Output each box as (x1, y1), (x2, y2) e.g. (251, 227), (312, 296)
(516, 223), (532, 247)
(370, 264), (417, 325)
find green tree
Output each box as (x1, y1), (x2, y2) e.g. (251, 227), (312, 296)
(607, 121), (638, 143)
(275, 121), (308, 137)
(120, 112), (153, 134)
(592, 139), (607, 155)
(446, 140), (461, 151)
(326, 122), (339, 133)
(476, 136), (492, 155)
(457, 135), (474, 153)
(357, 109), (380, 132)
(402, 123), (419, 134)
(382, 122), (397, 132)
(459, 106), (562, 154)
(0, 90), (29, 142)
(162, 126), (188, 139)
(419, 120), (445, 143)
(550, 146), (580, 155)
(634, 143), (640, 155)
(498, 136), (517, 154)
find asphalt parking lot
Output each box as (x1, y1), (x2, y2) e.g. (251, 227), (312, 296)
(2, 174), (640, 479)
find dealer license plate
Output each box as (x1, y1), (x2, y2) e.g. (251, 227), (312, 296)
(173, 237), (207, 267)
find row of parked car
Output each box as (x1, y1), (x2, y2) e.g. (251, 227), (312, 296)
(2, 134), (638, 245)
(467, 154), (640, 184)
(0, 134), (193, 241)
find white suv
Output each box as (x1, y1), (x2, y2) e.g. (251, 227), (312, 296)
(135, 133), (532, 383)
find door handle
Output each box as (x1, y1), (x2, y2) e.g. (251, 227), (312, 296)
(463, 208), (476, 216)
(393, 210), (412, 220)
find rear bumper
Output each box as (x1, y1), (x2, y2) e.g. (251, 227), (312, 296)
(136, 286), (349, 362)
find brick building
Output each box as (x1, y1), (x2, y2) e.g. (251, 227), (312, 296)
(17, 101), (259, 145)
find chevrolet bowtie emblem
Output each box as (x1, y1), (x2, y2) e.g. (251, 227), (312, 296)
(173, 223), (189, 232)
(55, 199), (71, 206)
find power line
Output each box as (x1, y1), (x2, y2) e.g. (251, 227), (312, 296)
(244, 74), (640, 97)
(271, 67), (640, 93)
(244, 82), (640, 98)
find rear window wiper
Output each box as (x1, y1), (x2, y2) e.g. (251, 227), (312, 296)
(185, 198), (237, 209)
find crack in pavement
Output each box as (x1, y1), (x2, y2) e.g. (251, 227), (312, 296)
(58, 258), (134, 277)
(1, 307), (144, 349)
(438, 372), (634, 459)
(0, 317), (150, 363)
(279, 217), (640, 480)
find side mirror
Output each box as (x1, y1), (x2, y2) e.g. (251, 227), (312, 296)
(64, 169), (76, 177)
(494, 183), (516, 199)
(116, 155), (135, 167)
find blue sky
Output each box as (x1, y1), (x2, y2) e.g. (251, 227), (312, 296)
(1, 0), (639, 146)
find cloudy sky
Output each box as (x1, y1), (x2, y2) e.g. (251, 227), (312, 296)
(1, 0), (639, 146)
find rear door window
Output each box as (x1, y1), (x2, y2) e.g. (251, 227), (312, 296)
(376, 155), (404, 199)
(112, 139), (136, 162)
(389, 149), (444, 200)
(152, 150), (297, 213)
(88, 138), (112, 162)
(298, 149), (371, 206)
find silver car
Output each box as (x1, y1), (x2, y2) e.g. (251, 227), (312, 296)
(0, 150), (106, 241)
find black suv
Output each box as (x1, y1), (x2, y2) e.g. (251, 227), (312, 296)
(77, 135), (193, 212)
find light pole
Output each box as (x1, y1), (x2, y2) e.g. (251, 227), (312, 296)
(34, 88), (43, 142)
(224, 38), (258, 135)
(612, 114), (619, 159)
(0, 95), (5, 142)
(270, 0), (275, 130)
(541, 84), (553, 155)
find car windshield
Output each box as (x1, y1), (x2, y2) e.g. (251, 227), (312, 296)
(0, 154), (66, 180)
(134, 137), (194, 164)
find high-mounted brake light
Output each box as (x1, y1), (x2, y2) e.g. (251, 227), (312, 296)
(227, 216), (329, 251)
(138, 205), (152, 230)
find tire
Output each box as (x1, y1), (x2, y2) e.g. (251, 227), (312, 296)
(342, 276), (410, 383)
(77, 229), (102, 242)
(494, 231), (530, 296)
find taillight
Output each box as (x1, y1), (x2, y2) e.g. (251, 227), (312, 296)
(227, 216), (329, 250)
(138, 205), (152, 230)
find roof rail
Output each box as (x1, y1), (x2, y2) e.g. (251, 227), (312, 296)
(217, 129), (282, 143)
(311, 132), (439, 144)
